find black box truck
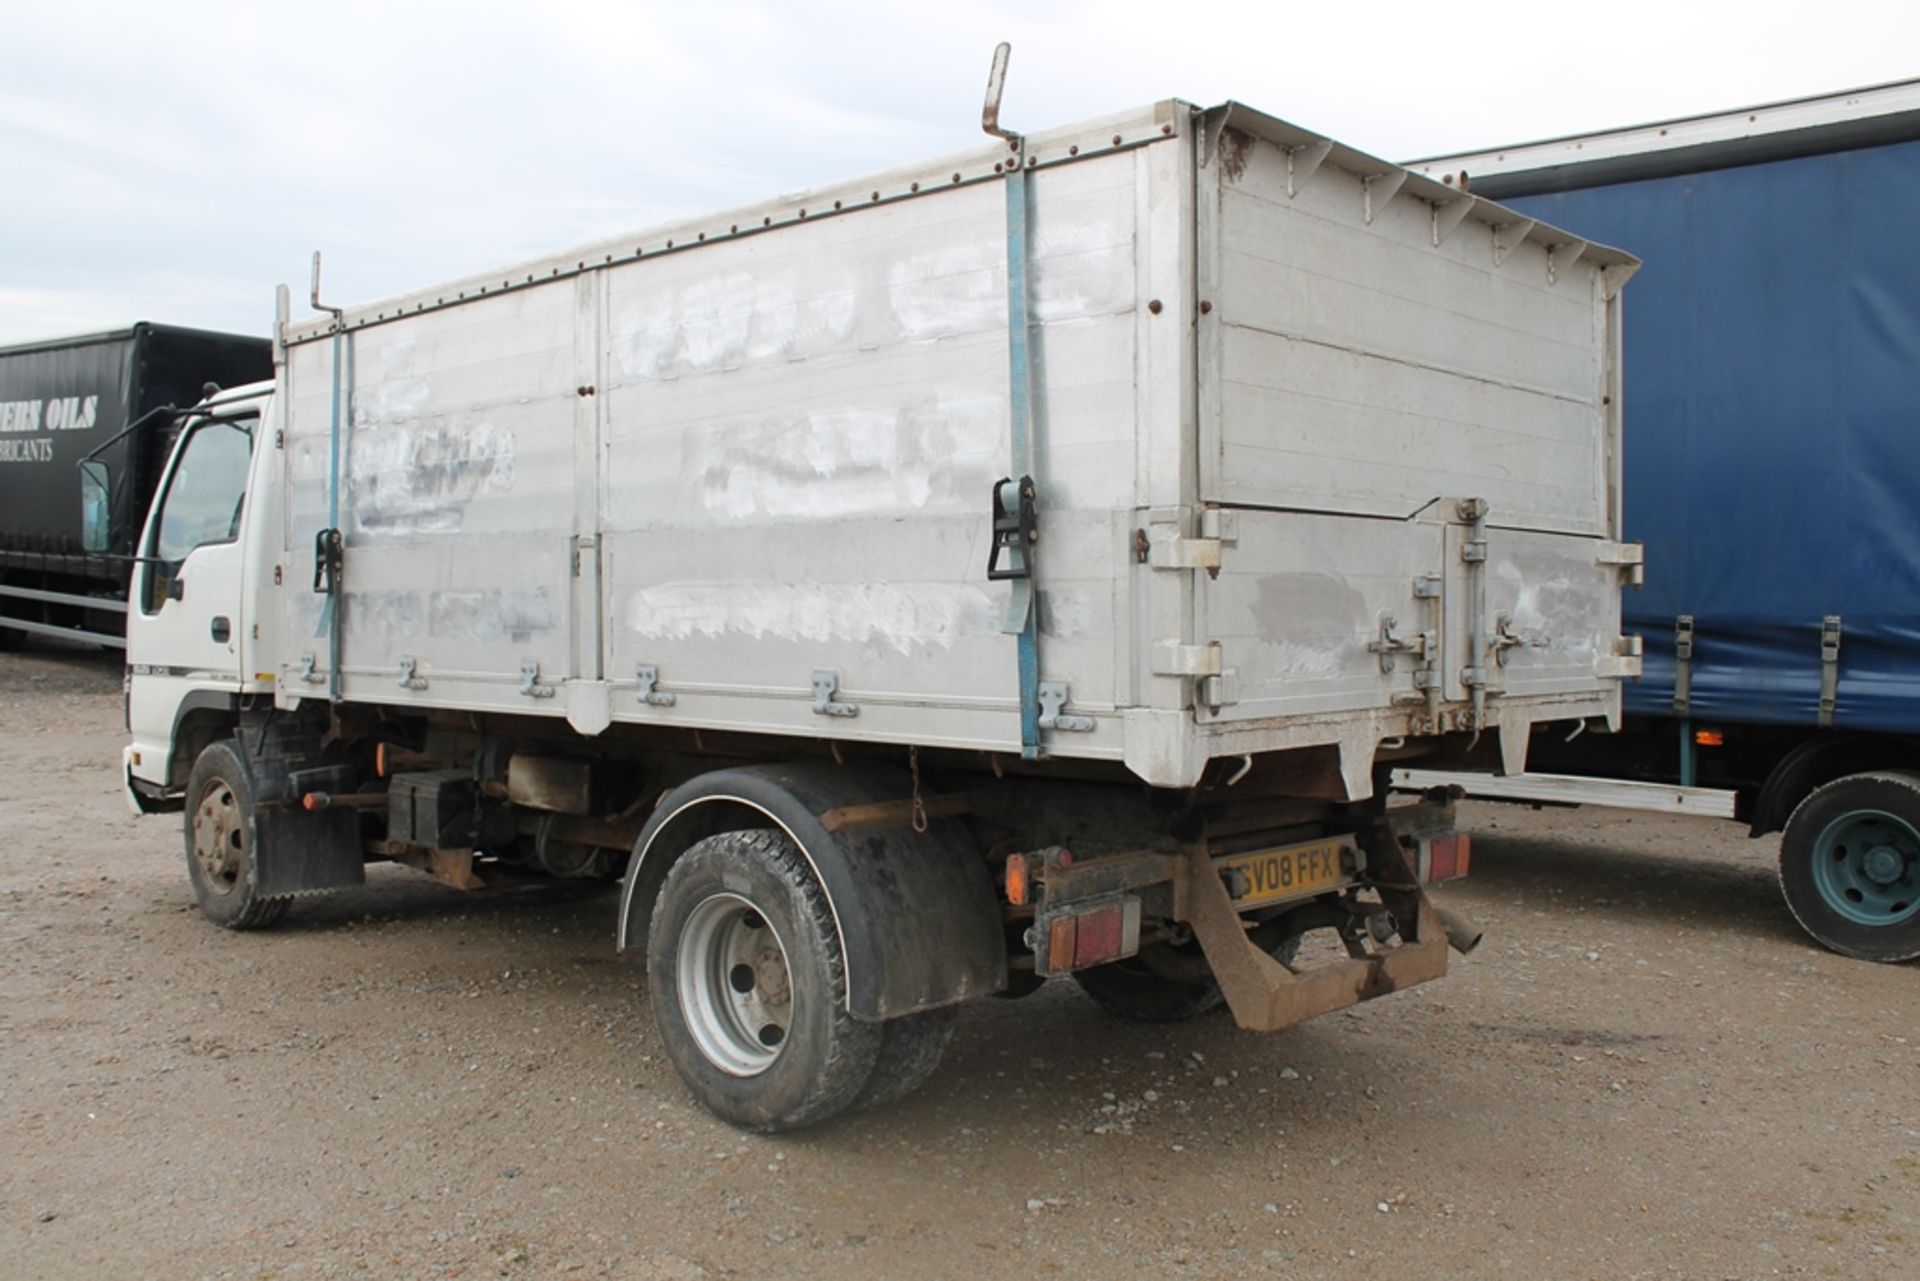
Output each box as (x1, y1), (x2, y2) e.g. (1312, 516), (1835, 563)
(0, 324), (271, 648)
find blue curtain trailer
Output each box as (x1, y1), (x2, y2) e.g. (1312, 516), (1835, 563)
(1400, 80), (1920, 961)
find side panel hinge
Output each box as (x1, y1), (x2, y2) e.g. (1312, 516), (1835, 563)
(519, 660), (557, 699)
(635, 664), (675, 707)
(1036, 680), (1096, 732)
(811, 669), (859, 718)
(1146, 512), (1235, 574)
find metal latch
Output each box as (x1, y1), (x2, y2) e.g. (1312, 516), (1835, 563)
(986, 476), (1037, 581)
(636, 664), (675, 707)
(397, 656), (428, 690)
(811, 670), (858, 718)
(1491, 612), (1546, 665)
(519, 660), (556, 699)
(298, 653), (323, 685)
(1367, 613), (1433, 673)
(1673, 615), (1695, 716)
(1818, 615), (1842, 727)
(1036, 681), (1095, 733)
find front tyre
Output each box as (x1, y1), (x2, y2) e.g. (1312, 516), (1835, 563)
(1780, 772), (1920, 962)
(646, 829), (881, 1132)
(184, 739), (289, 930)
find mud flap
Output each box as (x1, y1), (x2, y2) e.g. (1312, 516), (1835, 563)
(253, 805), (366, 898)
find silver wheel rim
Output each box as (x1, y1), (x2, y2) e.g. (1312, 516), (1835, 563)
(191, 782), (244, 896)
(676, 893), (793, 1076)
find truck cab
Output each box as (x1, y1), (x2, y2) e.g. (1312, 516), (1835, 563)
(123, 381), (276, 812)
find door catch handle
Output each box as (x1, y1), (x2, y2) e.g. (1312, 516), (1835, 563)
(210, 615), (231, 644)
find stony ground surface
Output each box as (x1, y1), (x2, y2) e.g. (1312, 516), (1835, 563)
(1, 642), (1915, 1280)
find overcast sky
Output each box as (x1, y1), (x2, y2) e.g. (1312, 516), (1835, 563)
(3, 0), (1916, 345)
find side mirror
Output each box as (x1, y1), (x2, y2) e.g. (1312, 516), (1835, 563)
(80, 460), (111, 552)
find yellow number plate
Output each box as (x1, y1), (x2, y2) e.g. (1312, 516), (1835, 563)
(1221, 838), (1350, 909)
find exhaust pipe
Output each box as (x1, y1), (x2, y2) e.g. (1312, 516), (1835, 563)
(1432, 903), (1484, 956)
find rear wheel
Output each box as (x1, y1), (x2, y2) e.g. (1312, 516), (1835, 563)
(854, 1006), (958, 1110)
(1779, 772), (1920, 962)
(646, 829), (882, 1131)
(183, 739), (289, 930)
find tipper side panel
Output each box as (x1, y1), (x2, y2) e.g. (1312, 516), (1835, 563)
(598, 151), (1146, 750)
(277, 147), (1162, 747)
(282, 282), (585, 705)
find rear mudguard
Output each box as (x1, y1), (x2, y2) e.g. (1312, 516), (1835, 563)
(617, 762), (1007, 1021)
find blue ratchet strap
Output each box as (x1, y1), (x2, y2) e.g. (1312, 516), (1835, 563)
(314, 325), (350, 704)
(1000, 153), (1042, 760)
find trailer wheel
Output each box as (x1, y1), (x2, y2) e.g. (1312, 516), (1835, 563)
(183, 740), (290, 931)
(1779, 772), (1920, 962)
(854, 1006), (958, 1110)
(1074, 934), (1302, 1023)
(646, 828), (882, 1131)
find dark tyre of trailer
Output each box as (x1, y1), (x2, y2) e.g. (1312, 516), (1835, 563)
(184, 739), (291, 930)
(1779, 771), (1920, 963)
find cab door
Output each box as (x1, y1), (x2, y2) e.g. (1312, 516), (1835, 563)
(126, 412), (256, 790)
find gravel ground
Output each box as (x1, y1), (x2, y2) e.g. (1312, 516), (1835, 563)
(1, 643), (1915, 1280)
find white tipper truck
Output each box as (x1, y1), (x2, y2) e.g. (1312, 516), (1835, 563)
(118, 68), (1640, 1130)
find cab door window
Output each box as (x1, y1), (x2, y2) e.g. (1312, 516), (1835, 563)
(142, 416), (255, 614)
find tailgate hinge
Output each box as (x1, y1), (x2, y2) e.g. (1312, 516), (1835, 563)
(1151, 641), (1237, 710)
(1596, 634), (1643, 680)
(1595, 540), (1645, 587)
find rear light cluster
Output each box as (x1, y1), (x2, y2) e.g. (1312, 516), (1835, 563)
(1417, 832), (1471, 883)
(1031, 896), (1143, 977)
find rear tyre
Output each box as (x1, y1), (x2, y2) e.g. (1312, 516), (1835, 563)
(1074, 934), (1302, 1023)
(854, 1006), (958, 1110)
(184, 739), (290, 930)
(1779, 772), (1920, 962)
(646, 829), (882, 1132)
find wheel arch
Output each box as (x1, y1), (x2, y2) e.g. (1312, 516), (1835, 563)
(1750, 732), (1920, 837)
(618, 762), (1007, 1021)
(168, 692), (239, 788)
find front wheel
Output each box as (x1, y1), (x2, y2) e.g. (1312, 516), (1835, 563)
(646, 829), (882, 1131)
(184, 739), (289, 930)
(1779, 772), (1920, 962)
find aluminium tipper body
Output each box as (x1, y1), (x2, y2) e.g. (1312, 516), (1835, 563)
(270, 98), (1639, 794)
